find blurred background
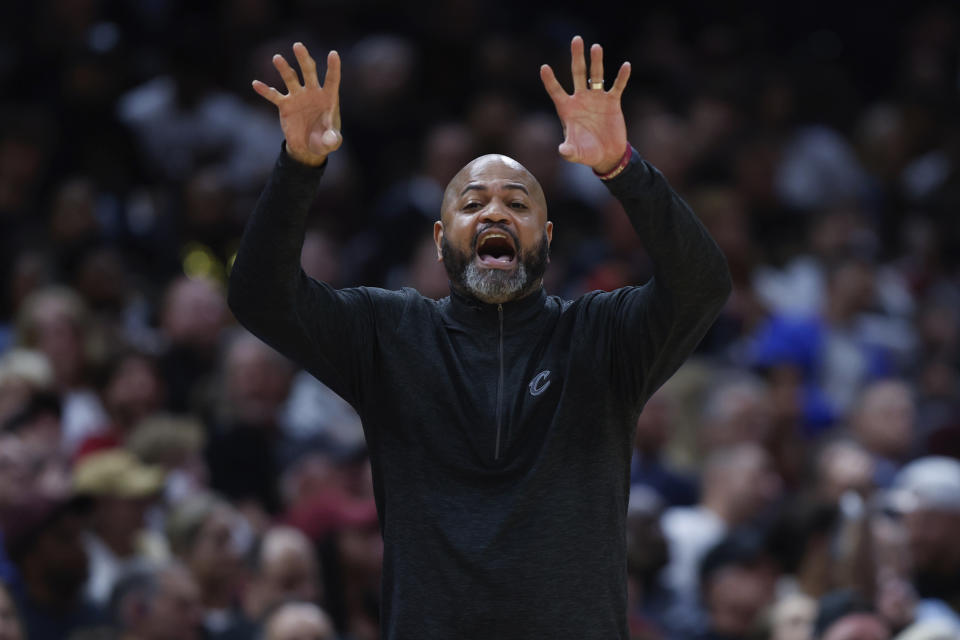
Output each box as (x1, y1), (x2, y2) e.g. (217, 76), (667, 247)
(1, 0), (960, 639)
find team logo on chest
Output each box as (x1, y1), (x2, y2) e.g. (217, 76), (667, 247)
(528, 370), (552, 396)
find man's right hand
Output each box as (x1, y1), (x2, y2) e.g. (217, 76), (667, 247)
(253, 42), (342, 166)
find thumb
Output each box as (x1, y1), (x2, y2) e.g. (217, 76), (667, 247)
(558, 140), (576, 161)
(309, 128), (341, 154)
(321, 129), (340, 147)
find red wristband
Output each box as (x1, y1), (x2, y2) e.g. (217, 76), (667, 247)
(593, 144), (633, 181)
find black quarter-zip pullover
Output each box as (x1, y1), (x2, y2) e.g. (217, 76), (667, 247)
(228, 147), (732, 639)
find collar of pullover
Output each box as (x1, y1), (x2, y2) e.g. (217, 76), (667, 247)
(444, 286), (548, 330)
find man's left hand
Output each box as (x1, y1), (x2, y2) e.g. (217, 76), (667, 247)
(540, 36), (631, 174)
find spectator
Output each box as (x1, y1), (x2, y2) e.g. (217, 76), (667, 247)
(816, 439), (876, 504)
(14, 287), (108, 453)
(158, 276), (228, 414)
(205, 331), (296, 517)
(110, 563), (204, 640)
(821, 614), (891, 640)
(76, 349), (166, 458)
(696, 531), (778, 640)
(625, 485), (670, 640)
(72, 449), (165, 606)
(0, 348), (54, 427)
(852, 380), (918, 488)
(125, 413), (208, 504)
(749, 253), (896, 431)
(244, 526), (321, 624)
(661, 443), (781, 633)
(262, 601), (335, 640)
(699, 376), (774, 456)
(1, 493), (107, 639)
(888, 457), (960, 627)
(165, 493), (251, 637)
(812, 590), (878, 640)
(631, 390), (698, 507)
(770, 593), (817, 640)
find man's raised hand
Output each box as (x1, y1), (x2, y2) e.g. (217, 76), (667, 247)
(540, 36), (631, 174)
(253, 43), (342, 167)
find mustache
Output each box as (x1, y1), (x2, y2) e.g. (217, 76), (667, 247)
(471, 223), (521, 255)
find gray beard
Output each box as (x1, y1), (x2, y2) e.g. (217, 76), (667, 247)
(442, 230), (549, 304)
(462, 259), (530, 304)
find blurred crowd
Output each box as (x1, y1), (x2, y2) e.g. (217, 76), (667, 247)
(1, 0), (960, 639)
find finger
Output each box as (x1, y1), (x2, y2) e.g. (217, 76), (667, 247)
(570, 36), (586, 92)
(323, 50), (341, 95)
(558, 140), (577, 162)
(610, 61), (632, 96)
(589, 43), (604, 89)
(293, 42), (319, 88)
(251, 79), (283, 105)
(539, 65), (567, 104)
(272, 54), (302, 94)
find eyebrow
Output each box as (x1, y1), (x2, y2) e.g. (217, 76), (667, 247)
(459, 182), (529, 197)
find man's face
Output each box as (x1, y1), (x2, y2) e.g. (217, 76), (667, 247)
(29, 512), (89, 600)
(144, 568), (204, 640)
(904, 508), (960, 574)
(705, 564), (773, 638)
(435, 155), (552, 304)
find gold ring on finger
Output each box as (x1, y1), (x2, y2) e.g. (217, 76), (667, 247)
(589, 79), (604, 90)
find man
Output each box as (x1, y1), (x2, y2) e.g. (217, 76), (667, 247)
(111, 563), (204, 640)
(660, 442), (781, 628)
(230, 36), (731, 639)
(696, 532), (778, 640)
(890, 457), (960, 622)
(164, 492), (250, 636)
(2, 494), (107, 639)
(244, 526), (321, 625)
(820, 614), (890, 640)
(262, 602), (335, 640)
(72, 448), (165, 606)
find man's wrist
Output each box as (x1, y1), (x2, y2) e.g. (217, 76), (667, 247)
(593, 144), (632, 180)
(283, 141), (328, 167)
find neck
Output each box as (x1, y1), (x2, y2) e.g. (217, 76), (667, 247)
(445, 284), (548, 329)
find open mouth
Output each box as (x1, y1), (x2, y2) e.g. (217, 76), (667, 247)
(476, 230), (517, 268)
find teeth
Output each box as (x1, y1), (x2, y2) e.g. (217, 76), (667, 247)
(480, 232), (510, 245)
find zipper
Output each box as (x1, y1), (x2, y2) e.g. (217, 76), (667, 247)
(494, 303), (504, 460)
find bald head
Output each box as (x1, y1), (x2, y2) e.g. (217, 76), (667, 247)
(259, 526), (314, 569)
(264, 602), (335, 640)
(435, 153), (553, 304)
(441, 154), (547, 223)
(249, 526), (319, 618)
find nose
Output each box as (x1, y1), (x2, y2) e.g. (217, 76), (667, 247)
(479, 199), (510, 224)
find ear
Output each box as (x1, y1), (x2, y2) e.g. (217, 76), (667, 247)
(545, 221), (554, 246)
(433, 221), (444, 262)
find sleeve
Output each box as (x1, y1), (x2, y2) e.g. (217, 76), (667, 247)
(227, 147), (376, 408)
(584, 148), (732, 411)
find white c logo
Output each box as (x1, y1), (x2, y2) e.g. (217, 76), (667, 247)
(529, 370), (551, 396)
